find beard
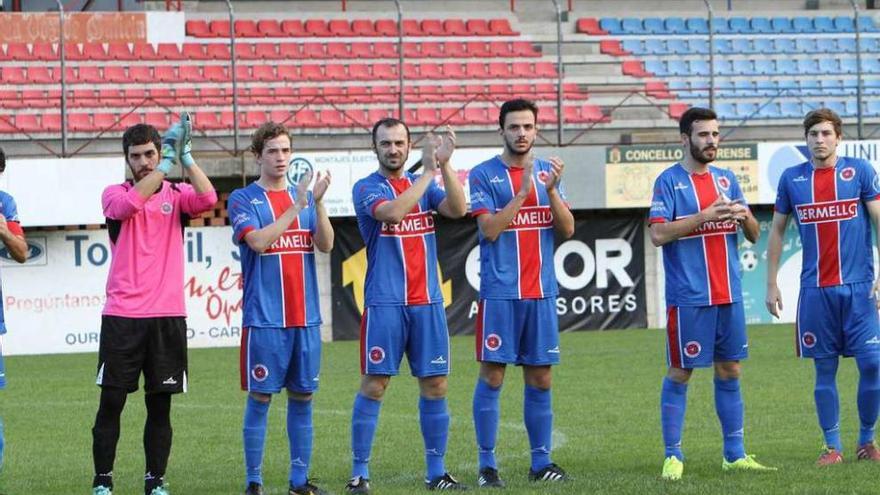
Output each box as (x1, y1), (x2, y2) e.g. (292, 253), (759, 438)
(504, 136), (534, 156)
(689, 141), (716, 164)
(377, 151), (408, 172)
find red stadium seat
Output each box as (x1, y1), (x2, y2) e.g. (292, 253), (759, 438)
(351, 19), (376, 36)
(621, 60), (649, 77)
(245, 111), (267, 128)
(156, 43), (183, 60)
(5, 43), (30, 61)
(467, 62), (491, 79)
(487, 62), (511, 78)
(535, 62), (557, 78)
(464, 107), (490, 124)
(510, 83), (532, 99)
(564, 82), (589, 100)
(78, 66), (103, 84)
(421, 19), (445, 36)
(234, 65), (253, 81)
(535, 83), (555, 99)
(2, 67), (26, 84)
(371, 63), (397, 80)
(511, 62), (534, 78)
(97, 89), (121, 106)
(417, 85), (444, 102)
(305, 20), (331, 37)
(413, 107), (438, 126)
(373, 42), (397, 58)
(419, 63), (444, 78)
(269, 109), (294, 124)
(327, 42), (351, 58)
(489, 83), (511, 99)
(325, 64), (347, 80)
(328, 20), (353, 36)
(281, 20), (306, 36)
(443, 19), (469, 36)
(32, 43), (56, 61)
(149, 88), (175, 106)
(465, 84), (486, 98)
(344, 109), (370, 127)
(15, 114), (41, 133)
(235, 20), (260, 37)
(257, 20), (284, 37)
(402, 19), (421, 36)
(250, 87), (277, 105)
(301, 64), (324, 81)
(374, 19), (398, 36)
(319, 109), (346, 127)
(370, 85), (397, 103)
(122, 88), (146, 105)
(402, 63), (420, 78)
(323, 86), (346, 103)
(205, 44), (231, 60)
(445, 42), (467, 58)
(22, 89), (50, 108)
(466, 41), (492, 57)
(253, 43), (278, 59)
(346, 86), (371, 103)
(299, 86), (320, 100)
(175, 88), (200, 105)
(203, 65), (228, 82)
(42, 114), (62, 132)
(0, 116), (15, 133)
(179, 66), (203, 83)
(210, 20), (232, 37)
(107, 43), (131, 60)
(294, 109), (320, 127)
(488, 41), (513, 57)
(350, 42), (373, 58)
(420, 42), (444, 58)
(82, 43), (109, 60)
(234, 43), (257, 60)
(581, 104), (607, 122)
(182, 43), (208, 60)
(129, 66), (153, 83)
(599, 40), (627, 56)
(279, 43), (303, 59)
(576, 17), (607, 35)
(200, 87), (226, 105)
(144, 112), (169, 129)
(28, 67), (55, 84)
(302, 43), (326, 59)
(466, 19), (492, 35)
(349, 64), (372, 80)
(538, 107), (558, 124)
(403, 42), (420, 58)
(368, 108), (394, 124)
(0, 90), (22, 109)
(186, 20), (211, 37)
(443, 63), (466, 79)
(489, 19), (517, 35)
(277, 65), (300, 81)
(93, 113), (118, 131)
(252, 65), (275, 82)
(132, 43), (159, 60)
(195, 111), (223, 130)
(512, 41), (540, 57)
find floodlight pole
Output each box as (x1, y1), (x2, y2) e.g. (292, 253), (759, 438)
(225, 0), (240, 155)
(551, 0), (563, 146)
(850, 0), (864, 139)
(393, 0), (404, 119)
(56, 0), (67, 156)
(703, 0), (715, 110)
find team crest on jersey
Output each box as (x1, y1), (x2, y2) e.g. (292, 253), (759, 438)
(683, 341), (702, 358)
(251, 364), (269, 382)
(802, 332), (817, 348)
(160, 202), (173, 214)
(537, 170), (549, 185)
(369, 346), (386, 364)
(485, 333), (502, 351)
(840, 167), (856, 181)
(716, 176), (731, 191)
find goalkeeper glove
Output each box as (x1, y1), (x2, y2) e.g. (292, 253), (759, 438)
(179, 111), (195, 168)
(157, 122), (183, 175)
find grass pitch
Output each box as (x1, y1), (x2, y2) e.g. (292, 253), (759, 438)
(1, 325), (877, 494)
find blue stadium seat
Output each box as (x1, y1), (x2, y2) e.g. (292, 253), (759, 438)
(866, 79), (880, 95)
(716, 102), (737, 119)
(866, 99), (880, 116)
(837, 38), (857, 52)
(643, 17), (667, 34)
(819, 58), (841, 74)
(690, 59), (710, 76)
(710, 17), (731, 34)
(688, 38), (709, 54)
(734, 79), (755, 95)
(801, 79), (822, 96)
(776, 59), (798, 75)
(751, 17), (773, 33)
(792, 17), (815, 33)
(736, 102), (758, 118)
(834, 16), (855, 32)
(732, 59), (754, 75)
(814, 16), (836, 33)
(780, 100), (803, 118)
(802, 101), (819, 112)
(599, 18), (622, 34)
(686, 17), (709, 34)
(728, 17), (751, 33)
(840, 58), (858, 74)
(715, 59), (735, 76)
(820, 79), (843, 94)
(668, 80), (692, 97)
(713, 39), (734, 54)
(667, 39), (690, 55)
(816, 38), (840, 53)
(667, 59), (690, 76)
(754, 59), (775, 75)
(622, 39), (643, 54)
(644, 59), (668, 76)
(799, 58), (820, 75)
(859, 16), (879, 32)
(754, 38), (775, 54)
(795, 38), (817, 53)
(862, 37), (879, 52)
(756, 102), (782, 119)
(731, 38), (754, 54)
(865, 57), (880, 74)
(755, 79), (777, 96)
(822, 100), (847, 116)
(771, 17), (794, 33)
(847, 99), (861, 116)
(777, 78), (799, 95)
(644, 39), (667, 55)
(621, 17), (646, 34)
(841, 78), (858, 95)
(716, 80), (736, 98)
(690, 78), (710, 98)
(773, 38), (796, 54)
(664, 17), (689, 34)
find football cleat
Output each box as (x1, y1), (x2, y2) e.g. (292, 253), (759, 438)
(148, 486), (170, 495)
(92, 487), (112, 495)
(289, 480), (327, 495)
(857, 442), (880, 461)
(345, 476), (371, 494)
(477, 467), (504, 488)
(722, 454), (777, 472)
(661, 456), (683, 480)
(425, 472), (468, 490)
(528, 463), (568, 482)
(817, 446), (844, 466)
(244, 482), (264, 495)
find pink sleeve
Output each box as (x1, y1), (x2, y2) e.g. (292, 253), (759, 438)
(178, 184), (218, 216)
(102, 183), (148, 220)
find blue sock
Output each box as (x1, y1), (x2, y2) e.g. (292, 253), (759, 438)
(287, 398), (313, 487)
(661, 377), (687, 460)
(243, 396), (270, 485)
(473, 379), (501, 470)
(814, 357), (842, 451)
(419, 397), (449, 480)
(351, 394), (381, 479)
(714, 377), (746, 462)
(856, 355), (880, 446)
(523, 385), (553, 472)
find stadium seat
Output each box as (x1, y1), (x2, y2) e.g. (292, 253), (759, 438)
(621, 17), (646, 34)
(210, 20), (232, 37)
(42, 113), (62, 132)
(644, 60), (668, 76)
(663, 17), (688, 34)
(257, 19), (284, 37)
(621, 60), (649, 77)
(200, 87), (226, 105)
(281, 20), (307, 36)
(644, 39), (666, 55)
(756, 102), (782, 119)
(277, 43), (302, 59)
(753, 38), (775, 54)
(294, 109), (321, 127)
(792, 17), (814, 33)
(837, 38), (857, 52)
(421, 19), (445, 36)
(466, 19), (493, 35)
(444, 62), (467, 79)
(754, 79), (777, 96)
(195, 111), (223, 130)
(814, 16), (836, 33)
(576, 18), (607, 35)
(252, 65), (276, 82)
(107, 43), (132, 60)
(490, 19), (517, 35)
(154, 66), (177, 83)
(29, 66), (56, 84)
(771, 17), (794, 33)
(598, 18), (622, 34)
(235, 43), (258, 60)
(373, 42), (397, 58)
(31, 43), (55, 61)
(867, 99), (880, 116)
(751, 17), (773, 33)
(328, 42), (352, 58)
(818, 58), (840, 74)
(301, 64), (324, 81)
(710, 17), (731, 34)
(349, 64), (372, 80)
(645, 80), (672, 99)
(403, 19), (421, 36)
(823, 100), (847, 116)
(834, 15), (855, 32)
(731, 38), (754, 54)
(467, 41), (492, 57)
(402, 42), (421, 58)
(186, 20), (211, 37)
(866, 79), (880, 95)
(795, 38), (817, 54)
(204, 66), (228, 82)
(713, 39), (734, 54)
(688, 39), (708, 54)
(375, 19), (398, 36)
(727, 16), (749, 33)
(715, 103), (737, 119)
(642, 17), (666, 34)
(235, 20), (260, 37)
(371, 63), (398, 80)
(866, 57), (880, 74)
(328, 19), (354, 36)
(488, 41), (513, 57)
(132, 43), (159, 61)
(754, 59), (774, 75)
(798, 58), (820, 74)
(144, 112), (170, 130)
(179, 66), (203, 83)
(325, 64), (347, 80)
(206, 44), (231, 60)
(76, 66), (103, 84)
(351, 19), (376, 36)
(250, 43), (277, 59)
(2, 67), (25, 84)
(690, 59), (710, 76)
(686, 17), (708, 34)
(619, 39), (642, 55)
(667, 39), (689, 55)
(667, 60), (689, 76)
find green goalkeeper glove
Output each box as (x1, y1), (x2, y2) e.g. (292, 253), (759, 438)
(157, 122), (183, 175)
(179, 112), (195, 168)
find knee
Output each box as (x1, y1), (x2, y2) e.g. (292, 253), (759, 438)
(479, 365), (506, 389)
(249, 392), (272, 404)
(420, 376), (448, 399)
(524, 370), (552, 390)
(714, 361), (741, 380)
(97, 387), (128, 416)
(360, 376), (389, 400)
(667, 367), (693, 384)
(287, 391), (313, 402)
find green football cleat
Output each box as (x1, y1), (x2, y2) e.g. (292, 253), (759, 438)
(661, 456), (683, 480)
(722, 454), (777, 472)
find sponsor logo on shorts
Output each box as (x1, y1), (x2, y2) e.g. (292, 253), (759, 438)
(369, 346), (385, 364)
(716, 175), (731, 191)
(162, 377), (177, 385)
(251, 364), (269, 382)
(430, 355), (447, 365)
(802, 332), (817, 348)
(547, 346), (560, 354)
(485, 333), (502, 352)
(160, 202), (173, 215)
(683, 341), (701, 358)
(840, 166), (856, 181)
(866, 336), (880, 345)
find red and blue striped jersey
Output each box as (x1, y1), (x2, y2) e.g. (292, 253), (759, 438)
(649, 164), (745, 307)
(353, 171), (447, 306)
(469, 156), (569, 300)
(774, 157), (880, 288)
(0, 191), (21, 335)
(228, 183), (321, 328)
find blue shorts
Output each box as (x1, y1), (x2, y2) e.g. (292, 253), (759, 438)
(666, 302), (748, 368)
(360, 303), (450, 377)
(475, 298), (560, 366)
(240, 326), (322, 394)
(796, 282), (880, 359)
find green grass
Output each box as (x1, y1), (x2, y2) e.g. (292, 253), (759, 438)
(1, 325), (877, 494)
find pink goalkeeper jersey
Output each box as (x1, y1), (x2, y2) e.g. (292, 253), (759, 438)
(102, 181), (217, 317)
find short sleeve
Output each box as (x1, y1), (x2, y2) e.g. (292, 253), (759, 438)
(353, 179), (389, 219)
(1, 194), (22, 237)
(426, 176), (448, 211)
(859, 160), (880, 203)
(307, 191), (318, 234)
(468, 167), (495, 217)
(228, 189), (259, 245)
(648, 173), (674, 224)
(774, 170), (792, 214)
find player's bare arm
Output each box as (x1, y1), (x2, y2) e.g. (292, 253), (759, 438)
(0, 214), (26, 263)
(476, 160), (533, 242)
(649, 195), (733, 247)
(373, 138), (438, 225)
(312, 170), (334, 253)
(544, 156), (574, 239)
(434, 127), (467, 219)
(242, 172), (312, 253)
(866, 199), (880, 308)
(730, 201), (759, 243)
(764, 211), (790, 318)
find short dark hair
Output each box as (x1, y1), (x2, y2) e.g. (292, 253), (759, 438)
(371, 118), (410, 147)
(499, 98), (538, 129)
(678, 107), (718, 136)
(250, 121), (291, 156)
(803, 108), (843, 137)
(122, 124), (161, 160)
(0, 146), (6, 174)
